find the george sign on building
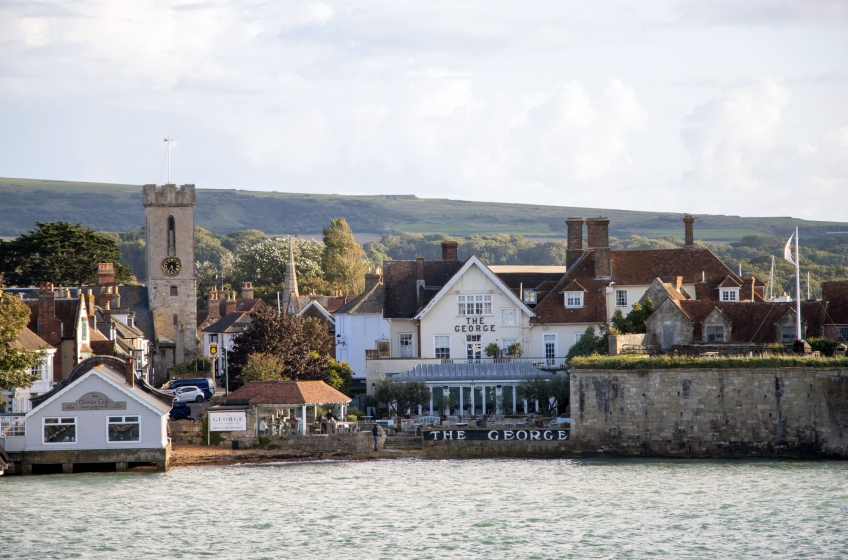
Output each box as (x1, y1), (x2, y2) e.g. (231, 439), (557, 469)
(423, 429), (569, 442)
(62, 392), (127, 411)
(209, 411), (247, 432)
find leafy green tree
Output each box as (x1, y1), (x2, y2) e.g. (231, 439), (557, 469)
(241, 352), (288, 383)
(322, 218), (367, 294)
(223, 236), (327, 293)
(0, 221), (132, 286)
(610, 297), (654, 334)
(0, 292), (46, 391)
(507, 343), (523, 358)
(323, 358), (353, 395)
(566, 326), (600, 361)
(302, 317), (333, 356)
(484, 342), (501, 358)
(516, 374), (570, 414)
(228, 307), (328, 389)
(373, 378), (431, 416)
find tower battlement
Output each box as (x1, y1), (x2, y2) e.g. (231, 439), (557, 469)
(142, 183), (196, 207)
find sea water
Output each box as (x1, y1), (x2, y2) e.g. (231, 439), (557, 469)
(1, 458), (846, 559)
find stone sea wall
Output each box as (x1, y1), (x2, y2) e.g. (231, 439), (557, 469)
(214, 431), (382, 454)
(571, 367), (848, 458)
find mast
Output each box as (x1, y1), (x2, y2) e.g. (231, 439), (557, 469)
(768, 256), (775, 301)
(164, 137), (173, 183)
(795, 227), (801, 340)
(807, 271), (811, 300)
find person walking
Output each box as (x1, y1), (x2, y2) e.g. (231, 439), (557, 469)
(372, 423), (380, 451)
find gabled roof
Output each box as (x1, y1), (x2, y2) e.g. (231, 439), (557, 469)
(561, 280), (587, 293)
(222, 380), (351, 405)
(202, 311), (254, 334)
(197, 298), (266, 328)
(29, 356), (173, 413)
(119, 285), (155, 346)
(717, 276), (742, 288)
(413, 256), (535, 321)
(335, 282), (384, 315)
(297, 300), (335, 325)
(25, 298), (82, 339)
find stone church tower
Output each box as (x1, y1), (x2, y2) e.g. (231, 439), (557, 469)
(143, 183), (197, 374)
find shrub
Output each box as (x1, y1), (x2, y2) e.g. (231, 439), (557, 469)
(347, 406), (364, 419)
(808, 337), (838, 355)
(570, 354), (848, 370)
(484, 342), (501, 358)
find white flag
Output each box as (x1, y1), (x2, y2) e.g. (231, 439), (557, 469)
(784, 232), (795, 265)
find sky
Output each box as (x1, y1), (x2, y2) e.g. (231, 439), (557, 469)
(1, 0), (847, 221)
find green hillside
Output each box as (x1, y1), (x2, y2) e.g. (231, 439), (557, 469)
(1, 177), (844, 241)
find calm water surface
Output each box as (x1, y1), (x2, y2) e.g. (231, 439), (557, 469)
(1, 458), (847, 559)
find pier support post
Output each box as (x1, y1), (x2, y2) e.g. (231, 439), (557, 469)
(115, 462), (127, 472)
(62, 463), (73, 474)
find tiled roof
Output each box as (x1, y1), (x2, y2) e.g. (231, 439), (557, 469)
(202, 311), (254, 334)
(222, 380), (351, 405)
(119, 285), (155, 345)
(383, 259), (464, 318)
(666, 300), (824, 343)
(335, 283), (384, 315)
(9, 327), (52, 351)
(823, 281), (848, 325)
(717, 276), (742, 288)
(533, 248), (758, 324)
(198, 298), (266, 328)
(25, 299), (82, 339)
(90, 340), (117, 356)
(562, 280), (587, 292)
(393, 362), (556, 382)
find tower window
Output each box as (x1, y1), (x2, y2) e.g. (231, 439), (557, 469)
(173, 314), (179, 326)
(170, 286), (178, 297)
(167, 215), (176, 257)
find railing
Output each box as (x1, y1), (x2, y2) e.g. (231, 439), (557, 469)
(437, 357), (568, 369)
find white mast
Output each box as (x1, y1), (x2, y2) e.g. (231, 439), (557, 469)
(807, 271), (811, 300)
(794, 227), (801, 340)
(768, 256), (775, 301)
(164, 137), (173, 183)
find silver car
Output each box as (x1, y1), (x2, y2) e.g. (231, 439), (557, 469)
(171, 386), (206, 403)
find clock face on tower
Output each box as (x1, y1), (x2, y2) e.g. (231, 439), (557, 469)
(162, 257), (182, 276)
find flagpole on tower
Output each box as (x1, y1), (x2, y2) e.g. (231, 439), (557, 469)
(164, 137), (173, 184)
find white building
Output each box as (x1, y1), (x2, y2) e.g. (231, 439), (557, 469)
(1, 327), (57, 414)
(334, 270), (390, 381)
(0, 356), (173, 474)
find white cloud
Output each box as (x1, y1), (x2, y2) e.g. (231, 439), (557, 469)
(674, 0), (848, 25)
(0, 0), (846, 221)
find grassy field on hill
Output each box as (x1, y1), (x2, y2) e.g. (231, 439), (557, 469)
(1, 177), (845, 241)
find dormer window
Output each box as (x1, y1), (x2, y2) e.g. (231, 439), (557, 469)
(523, 289), (537, 306)
(565, 292), (584, 308)
(720, 288), (739, 302)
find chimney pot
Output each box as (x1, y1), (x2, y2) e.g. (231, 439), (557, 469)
(440, 241), (459, 261)
(241, 281), (254, 300)
(125, 357), (135, 387)
(364, 269), (382, 292)
(98, 262), (115, 285)
(683, 215), (695, 247)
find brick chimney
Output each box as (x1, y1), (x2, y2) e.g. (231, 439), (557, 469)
(565, 217), (584, 269)
(98, 262), (115, 286)
(593, 217), (611, 279)
(586, 217), (596, 250)
(683, 215), (695, 248)
(441, 241), (459, 261)
(241, 282), (254, 300)
(208, 287), (221, 320)
(365, 268), (382, 292)
(125, 356), (135, 388)
(224, 292), (237, 315)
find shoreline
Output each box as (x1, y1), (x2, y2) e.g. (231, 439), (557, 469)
(169, 445), (416, 468)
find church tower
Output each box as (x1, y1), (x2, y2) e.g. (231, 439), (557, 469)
(143, 183), (197, 373)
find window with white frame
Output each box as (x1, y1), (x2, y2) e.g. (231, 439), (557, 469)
(43, 417), (76, 443)
(1, 417), (25, 436)
(108, 416), (140, 442)
(81, 319), (88, 341)
(565, 292), (583, 308)
(706, 325), (724, 342)
(434, 336), (451, 359)
(30, 360), (48, 382)
(500, 338), (518, 355)
(574, 332), (584, 344)
(720, 288), (739, 302)
(457, 294), (493, 316)
(500, 308), (519, 327)
(615, 290), (628, 308)
(399, 333), (414, 357)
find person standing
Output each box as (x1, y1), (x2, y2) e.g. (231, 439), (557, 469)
(372, 423), (380, 451)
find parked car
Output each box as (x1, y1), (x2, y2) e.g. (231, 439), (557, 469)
(169, 386), (206, 402)
(167, 378), (215, 399)
(170, 400), (192, 421)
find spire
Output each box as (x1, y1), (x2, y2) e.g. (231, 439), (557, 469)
(282, 239), (300, 315)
